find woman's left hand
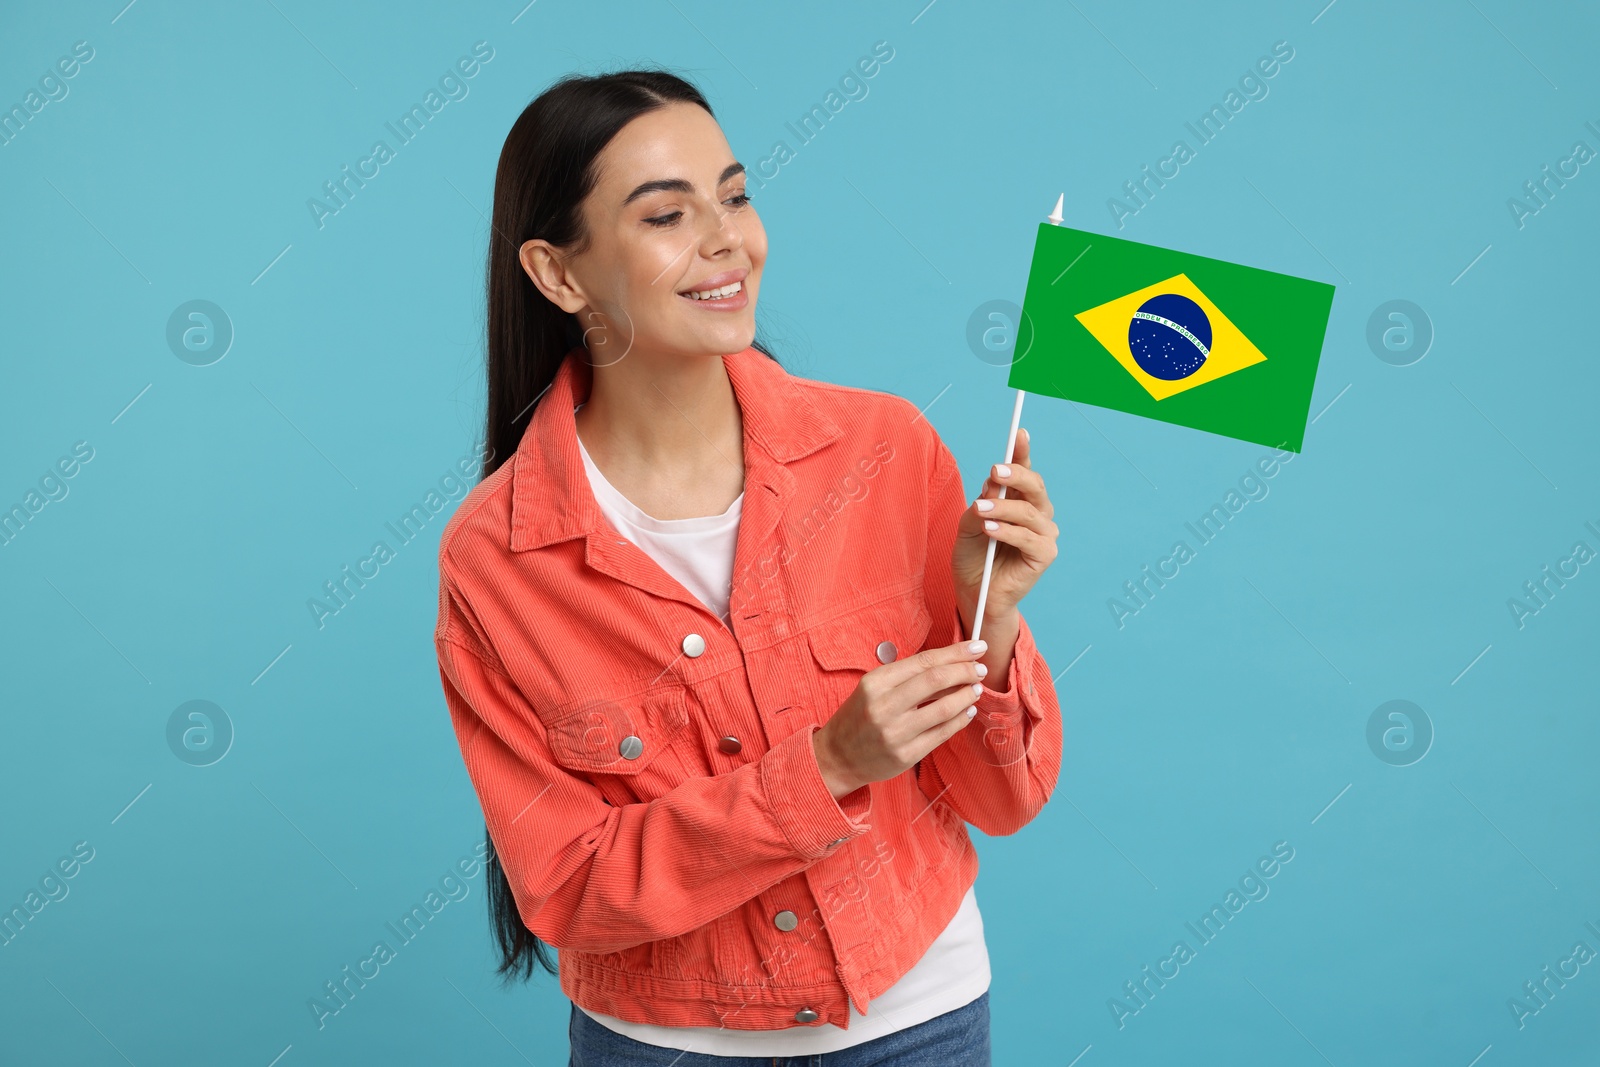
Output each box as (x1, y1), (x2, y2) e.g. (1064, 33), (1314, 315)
(951, 427), (1058, 625)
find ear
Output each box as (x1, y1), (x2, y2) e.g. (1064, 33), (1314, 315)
(519, 239), (588, 314)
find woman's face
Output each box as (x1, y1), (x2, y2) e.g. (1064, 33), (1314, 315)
(522, 101), (766, 365)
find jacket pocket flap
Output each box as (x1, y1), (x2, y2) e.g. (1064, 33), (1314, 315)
(807, 594), (933, 673)
(543, 686), (690, 775)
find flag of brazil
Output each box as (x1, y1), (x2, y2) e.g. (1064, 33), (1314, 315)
(1009, 224), (1336, 452)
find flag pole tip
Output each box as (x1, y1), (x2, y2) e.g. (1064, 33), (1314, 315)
(1047, 193), (1064, 225)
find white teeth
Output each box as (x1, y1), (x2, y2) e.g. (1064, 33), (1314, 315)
(684, 280), (742, 300)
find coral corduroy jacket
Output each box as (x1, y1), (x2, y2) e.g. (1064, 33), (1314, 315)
(433, 346), (1062, 1030)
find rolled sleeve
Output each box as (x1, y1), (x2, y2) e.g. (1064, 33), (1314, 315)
(915, 433), (1063, 837)
(760, 724), (874, 860)
(958, 609), (1049, 769)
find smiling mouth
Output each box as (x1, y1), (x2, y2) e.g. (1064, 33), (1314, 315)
(680, 280), (744, 301)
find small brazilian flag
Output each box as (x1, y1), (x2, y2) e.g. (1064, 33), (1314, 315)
(1009, 224), (1336, 452)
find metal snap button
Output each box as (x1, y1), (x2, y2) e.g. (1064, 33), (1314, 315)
(794, 1008), (819, 1023)
(829, 836), (849, 847)
(717, 735), (742, 755)
(774, 909), (798, 931)
(619, 735), (643, 760)
(682, 633), (706, 658)
(875, 640), (897, 664)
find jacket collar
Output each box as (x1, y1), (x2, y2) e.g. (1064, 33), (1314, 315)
(508, 345), (843, 553)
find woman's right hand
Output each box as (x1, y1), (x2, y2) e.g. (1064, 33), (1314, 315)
(811, 639), (990, 799)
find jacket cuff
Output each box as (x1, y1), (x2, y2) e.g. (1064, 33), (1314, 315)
(958, 605), (1047, 766)
(760, 724), (873, 861)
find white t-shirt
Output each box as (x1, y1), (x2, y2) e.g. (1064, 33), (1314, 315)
(570, 407), (991, 1055)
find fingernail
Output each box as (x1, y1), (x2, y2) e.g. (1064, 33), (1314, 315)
(975, 499), (995, 513)
(984, 519), (999, 531)
(968, 640), (987, 653)
(965, 706), (977, 718)
(974, 663), (988, 678)
(971, 682), (984, 696)
(995, 464), (1011, 478)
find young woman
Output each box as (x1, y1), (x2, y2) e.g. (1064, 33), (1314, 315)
(433, 69), (1063, 1066)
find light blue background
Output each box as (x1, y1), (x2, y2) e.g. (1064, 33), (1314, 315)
(3, 0), (1597, 1064)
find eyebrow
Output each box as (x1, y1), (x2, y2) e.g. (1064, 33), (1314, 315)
(622, 162), (746, 207)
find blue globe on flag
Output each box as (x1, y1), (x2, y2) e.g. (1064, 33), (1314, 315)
(1127, 293), (1212, 380)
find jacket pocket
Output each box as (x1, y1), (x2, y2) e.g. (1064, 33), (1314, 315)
(805, 591), (934, 715)
(542, 685), (692, 787)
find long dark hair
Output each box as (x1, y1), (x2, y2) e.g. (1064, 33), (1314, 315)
(477, 67), (779, 983)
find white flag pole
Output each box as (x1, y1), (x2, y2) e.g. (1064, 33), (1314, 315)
(970, 193), (1064, 645)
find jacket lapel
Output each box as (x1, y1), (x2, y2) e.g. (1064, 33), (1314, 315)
(507, 345), (843, 625)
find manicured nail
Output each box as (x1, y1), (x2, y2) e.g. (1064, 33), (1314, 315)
(974, 663), (988, 678)
(971, 682), (984, 696)
(975, 499), (995, 513)
(984, 519), (999, 531)
(968, 640), (987, 653)
(965, 706), (977, 718)
(995, 464), (1011, 478)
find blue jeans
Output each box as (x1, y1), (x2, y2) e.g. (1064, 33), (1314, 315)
(568, 990), (991, 1067)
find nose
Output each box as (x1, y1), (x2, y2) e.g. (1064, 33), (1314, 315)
(698, 201), (744, 257)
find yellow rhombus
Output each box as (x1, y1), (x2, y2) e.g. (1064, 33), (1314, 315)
(1074, 273), (1267, 401)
